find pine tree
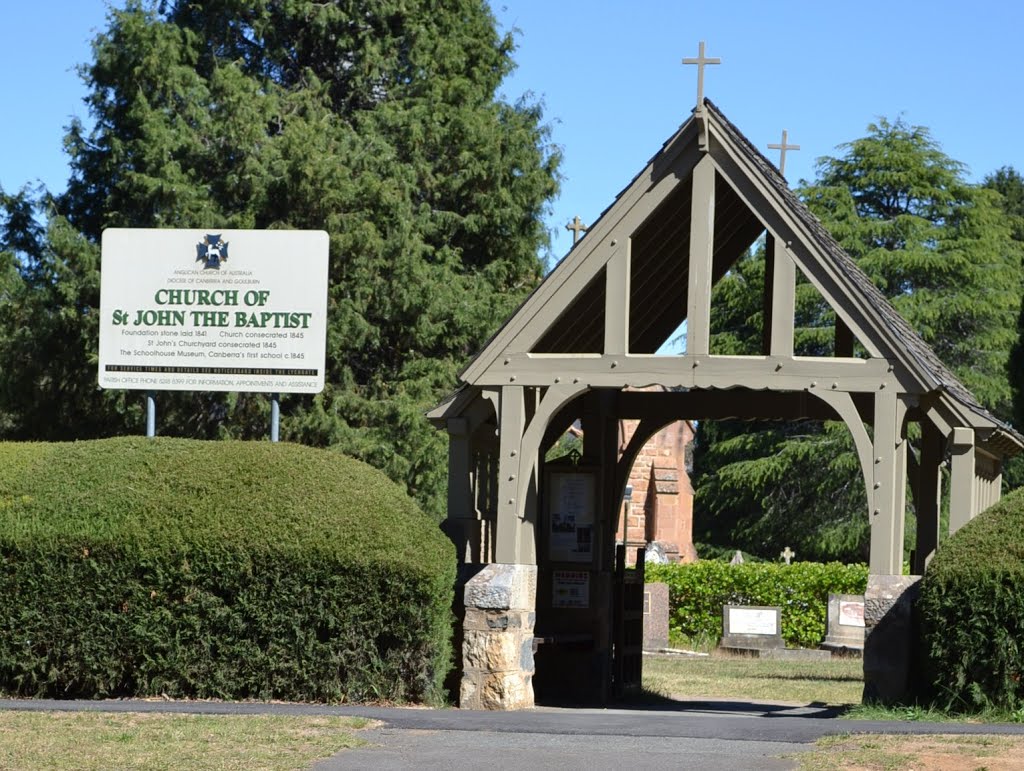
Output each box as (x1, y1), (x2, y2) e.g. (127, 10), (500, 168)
(0, 0), (560, 518)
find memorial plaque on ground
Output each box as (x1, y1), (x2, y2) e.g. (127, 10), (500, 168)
(99, 228), (328, 393)
(822, 593), (865, 652)
(642, 582), (669, 651)
(720, 605), (783, 651)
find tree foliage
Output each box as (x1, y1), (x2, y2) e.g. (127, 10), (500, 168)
(0, 0), (560, 518)
(695, 118), (1023, 562)
(987, 167), (1024, 444)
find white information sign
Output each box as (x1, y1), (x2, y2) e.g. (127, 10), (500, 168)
(547, 471), (595, 563)
(99, 229), (328, 393)
(727, 607), (778, 636)
(552, 570), (590, 609)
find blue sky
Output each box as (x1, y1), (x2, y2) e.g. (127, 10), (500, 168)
(3, 1), (1023, 261)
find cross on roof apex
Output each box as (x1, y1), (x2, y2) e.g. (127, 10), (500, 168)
(768, 129), (800, 177)
(682, 40), (721, 110)
(566, 215), (588, 245)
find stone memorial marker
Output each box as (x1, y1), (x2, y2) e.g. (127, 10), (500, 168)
(822, 593), (865, 652)
(643, 582), (669, 651)
(720, 605), (783, 651)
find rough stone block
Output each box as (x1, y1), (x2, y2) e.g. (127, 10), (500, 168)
(863, 574), (921, 705)
(460, 563), (537, 711)
(464, 563), (537, 611)
(463, 629), (521, 672)
(460, 675), (478, 707)
(520, 636), (535, 672)
(481, 671), (533, 710)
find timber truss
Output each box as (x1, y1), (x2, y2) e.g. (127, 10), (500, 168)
(430, 98), (1022, 576)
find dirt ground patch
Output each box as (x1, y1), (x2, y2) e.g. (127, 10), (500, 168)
(797, 733), (1024, 770)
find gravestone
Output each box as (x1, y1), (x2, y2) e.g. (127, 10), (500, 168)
(822, 593), (865, 652)
(643, 582), (669, 651)
(719, 605), (783, 651)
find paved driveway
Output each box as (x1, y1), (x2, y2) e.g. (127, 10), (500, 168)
(4, 698), (1024, 770)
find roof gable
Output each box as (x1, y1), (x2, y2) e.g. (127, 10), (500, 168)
(451, 99), (1019, 448)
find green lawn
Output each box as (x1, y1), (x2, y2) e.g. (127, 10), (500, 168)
(643, 652), (863, 706)
(0, 712), (370, 770)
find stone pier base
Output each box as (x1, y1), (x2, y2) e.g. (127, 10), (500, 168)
(460, 563), (537, 710)
(863, 574), (921, 705)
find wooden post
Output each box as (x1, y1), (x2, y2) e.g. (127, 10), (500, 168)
(912, 421), (943, 574)
(447, 418), (472, 521)
(949, 427), (976, 535)
(604, 241), (630, 356)
(870, 390), (903, 575)
(769, 235), (794, 357)
(496, 386), (529, 564)
(686, 155), (715, 355)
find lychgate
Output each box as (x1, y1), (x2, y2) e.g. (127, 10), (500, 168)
(429, 98), (1021, 709)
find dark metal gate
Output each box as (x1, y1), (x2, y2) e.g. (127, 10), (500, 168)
(613, 544), (645, 698)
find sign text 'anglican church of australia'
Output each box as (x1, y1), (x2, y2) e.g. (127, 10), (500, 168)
(98, 229), (328, 394)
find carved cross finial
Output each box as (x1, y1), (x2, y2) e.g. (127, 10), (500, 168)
(780, 546), (795, 565)
(566, 215), (588, 245)
(682, 40), (721, 108)
(768, 129), (800, 176)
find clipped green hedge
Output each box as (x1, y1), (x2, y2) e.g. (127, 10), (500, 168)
(647, 561), (868, 648)
(917, 487), (1024, 712)
(0, 437), (455, 703)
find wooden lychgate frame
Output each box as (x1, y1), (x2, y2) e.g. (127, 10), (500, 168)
(430, 97), (1022, 579)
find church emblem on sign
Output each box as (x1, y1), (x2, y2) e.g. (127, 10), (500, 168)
(196, 234), (229, 270)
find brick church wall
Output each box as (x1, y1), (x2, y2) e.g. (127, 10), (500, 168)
(616, 418), (698, 564)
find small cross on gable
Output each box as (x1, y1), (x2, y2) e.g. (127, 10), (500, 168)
(566, 215), (588, 245)
(768, 129), (800, 176)
(682, 40), (721, 109)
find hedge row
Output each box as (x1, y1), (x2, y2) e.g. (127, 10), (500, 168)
(646, 561), (868, 649)
(917, 487), (1024, 712)
(0, 437), (456, 703)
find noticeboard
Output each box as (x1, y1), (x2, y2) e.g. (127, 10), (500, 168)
(98, 228), (328, 394)
(546, 469), (596, 563)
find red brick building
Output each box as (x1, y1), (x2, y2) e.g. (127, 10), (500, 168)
(616, 418), (698, 564)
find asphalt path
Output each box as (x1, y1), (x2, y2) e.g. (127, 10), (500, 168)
(3, 697), (1024, 770)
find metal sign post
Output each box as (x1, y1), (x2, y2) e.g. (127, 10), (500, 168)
(146, 391), (156, 437)
(271, 394), (280, 442)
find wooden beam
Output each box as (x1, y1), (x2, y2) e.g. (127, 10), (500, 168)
(809, 390), (873, 499)
(615, 389), (839, 421)
(482, 353), (901, 392)
(949, 426), (976, 535)
(686, 155), (716, 355)
(460, 128), (702, 380)
(912, 420), (943, 574)
(870, 390), (903, 575)
(769, 236), (795, 357)
(762, 234), (775, 356)
(515, 384), (590, 513)
(708, 133), (893, 363)
(604, 240), (630, 355)
(446, 418), (473, 521)
(495, 386), (529, 563)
